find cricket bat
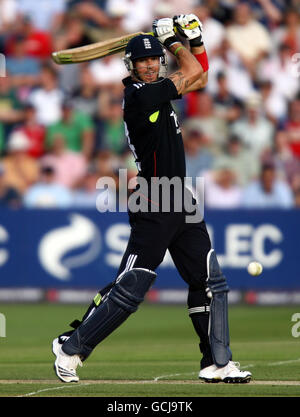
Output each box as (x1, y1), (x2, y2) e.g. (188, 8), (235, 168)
(52, 32), (151, 64)
(51, 20), (199, 65)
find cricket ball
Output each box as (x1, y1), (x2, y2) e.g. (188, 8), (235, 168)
(247, 261), (263, 276)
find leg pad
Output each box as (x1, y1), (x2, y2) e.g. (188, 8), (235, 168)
(62, 269), (156, 358)
(207, 250), (232, 367)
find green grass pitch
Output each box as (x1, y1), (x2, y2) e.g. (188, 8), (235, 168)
(0, 303), (300, 397)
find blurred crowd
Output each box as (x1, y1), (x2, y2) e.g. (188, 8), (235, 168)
(0, 0), (299, 210)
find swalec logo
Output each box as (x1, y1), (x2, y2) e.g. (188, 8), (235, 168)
(38, 214), (101, 280)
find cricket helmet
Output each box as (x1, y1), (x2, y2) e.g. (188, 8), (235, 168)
(123, 34), (168, 79)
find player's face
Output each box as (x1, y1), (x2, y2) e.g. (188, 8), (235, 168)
(134, 57), (160, 83)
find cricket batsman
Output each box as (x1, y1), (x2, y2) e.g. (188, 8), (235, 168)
(52, 14), (252, 384)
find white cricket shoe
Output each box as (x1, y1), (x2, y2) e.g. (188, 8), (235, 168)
(52, 338), (82, 383)
(199, 361), (252, 383)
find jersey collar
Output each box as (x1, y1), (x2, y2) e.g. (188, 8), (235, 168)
(122, 76), (165, 86)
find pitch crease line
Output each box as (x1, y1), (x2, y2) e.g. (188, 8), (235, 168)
(16, 383), (92, 397)
(268, 358), (300, 366)
(153, 372), (197, 381)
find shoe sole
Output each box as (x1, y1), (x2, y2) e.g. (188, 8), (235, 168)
(52, 339), (79, 383)
(199, 377), (222, 383)
(223, 375), (252, 384)
(199, 376), (252, 384)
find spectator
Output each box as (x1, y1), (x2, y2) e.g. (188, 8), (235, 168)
(42, 135), (87, 188)
(0, 162), (21, 208)
(245, 0), (283, 28)
(23, 164), (72, 208)
(213, 135), (260, 186)
(183, 91), (229, 151)
(5, 16), (53, 60)
(263, 129), (300, 187)
(72, 149), (118, 209)
(242, 163), (294, 208)
(203, 0), (236, 25)
(231, 92), (275, 158)
(72, 165), (99, 208)
(89, 55), (127, 92)
(285, 93), (300, 159)
(184, 128), (214, 186)
(71, 67), (99, 118)
(0, 0), (18, 35)
(6, 35), (41, 88)
(2, 130), (39, 194)
(17, 104), (46, 158)
(153, 0), (194, 17)
(68, 0), (113, 29)
(54, 15), (95, 94)
(213, 72), (243, 123)
(258, 79), (287, 123)
(226, 2), (272, 77)
(98, 93), (126, 154)
(47, 99), (95, 159)
(0, 75), (24, 138)
(258, 43), (299, 105)
(28, 65), (64, 126)
(72, 164), (116, 209)
(206, 38), (254, 101)
(204, 162), (242, 208)
(95, 149), (119, 180)
(273, 7), (300, 55)
(106, 0), (153, 33)
(57, 63), (81, 97)
(53, 12), (95, 52)
(18, 0), (66, 33)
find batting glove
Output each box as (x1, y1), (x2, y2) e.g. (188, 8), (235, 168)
(174, 14), (203, 47)
(152, 18), (178, 49)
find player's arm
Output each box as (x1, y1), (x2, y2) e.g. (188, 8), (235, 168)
(152, 18), (203, 96)
(187, 45), (208, 93)
(168, 43), (208, 94)
(173, 14), (209, 93)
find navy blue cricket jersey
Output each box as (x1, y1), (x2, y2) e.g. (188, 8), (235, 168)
(122, 76), (186, 181)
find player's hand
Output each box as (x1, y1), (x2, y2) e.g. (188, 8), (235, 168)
(152, 18), (178, 48)
(173, 14), (203, 46)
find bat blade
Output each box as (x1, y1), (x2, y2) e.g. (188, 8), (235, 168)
(52, 32), (151, 64)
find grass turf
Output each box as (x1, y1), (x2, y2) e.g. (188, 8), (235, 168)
(0, 304), (300, 397)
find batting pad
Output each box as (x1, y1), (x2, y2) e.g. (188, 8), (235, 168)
(207, 249), (232, 367)
(62, 269), (156, 359)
